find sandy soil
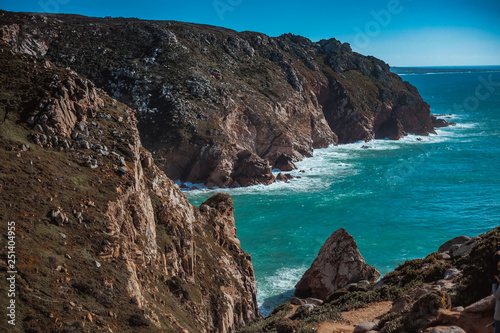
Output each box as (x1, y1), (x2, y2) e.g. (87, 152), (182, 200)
(315, 301), (393, 333)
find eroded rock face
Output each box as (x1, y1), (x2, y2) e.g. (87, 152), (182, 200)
(0, 42), (258, 333)
(0, 11), (444, 187)
(295, 228), (380, 300)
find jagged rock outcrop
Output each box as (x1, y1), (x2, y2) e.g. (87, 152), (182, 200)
(0, 40), (257, 332)
(0, 11), (444, 187)
(243, 227), (500, 333)
(294, 228), (380, 300)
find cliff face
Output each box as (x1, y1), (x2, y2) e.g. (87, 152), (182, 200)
(0, 40), (258, 332)
(0, 11), (438, 187)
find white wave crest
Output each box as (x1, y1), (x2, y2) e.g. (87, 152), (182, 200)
(257, 266), (307, 316)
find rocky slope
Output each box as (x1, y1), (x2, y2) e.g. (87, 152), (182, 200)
(0, 40), (258, 332)
(240, 227), (500, 333)
(0, 10), (443, 187)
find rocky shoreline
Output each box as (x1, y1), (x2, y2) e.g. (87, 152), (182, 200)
(0, 10), (476, 333)
(1, 10), (451, 188)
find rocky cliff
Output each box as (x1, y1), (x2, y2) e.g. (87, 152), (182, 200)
(0, 39), (258, 332)
(0, 11), (443, 187)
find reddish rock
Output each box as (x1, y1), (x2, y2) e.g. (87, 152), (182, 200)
(295, 228), (380, 300)
(276, 172), (294, 182)
(231, 150), (275, 187)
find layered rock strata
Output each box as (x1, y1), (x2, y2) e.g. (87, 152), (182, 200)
(0, 11), (443, 187)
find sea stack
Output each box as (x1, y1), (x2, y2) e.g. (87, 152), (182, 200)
(295, 228), (380, 300)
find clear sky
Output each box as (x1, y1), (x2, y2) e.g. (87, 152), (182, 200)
(1, 0), (500, 66)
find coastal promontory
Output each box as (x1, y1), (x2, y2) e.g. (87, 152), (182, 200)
(1, 11), (444, 187)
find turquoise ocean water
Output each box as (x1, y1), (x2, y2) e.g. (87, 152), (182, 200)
(184, 67), (500, 315)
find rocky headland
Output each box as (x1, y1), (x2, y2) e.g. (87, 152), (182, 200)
(0, 10), (448, 188)
(0, 10), (480, 333)
(0, 39), (258, 332)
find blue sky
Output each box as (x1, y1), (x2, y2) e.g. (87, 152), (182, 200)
(1, 0), (500, 66)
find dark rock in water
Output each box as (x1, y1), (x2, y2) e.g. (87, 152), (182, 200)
(432, 115), (456, 128)
(276, 173), (287, 182)
(274, 154), (297, 171)
(230, 150), (275, 187)
(276, 172), (294, 182)
(294, 228), (380, 300)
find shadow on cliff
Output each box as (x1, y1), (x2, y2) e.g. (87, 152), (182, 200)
(260, 289), (295, 316)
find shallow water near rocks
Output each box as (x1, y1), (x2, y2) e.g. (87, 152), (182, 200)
(184, 67), (500, 316)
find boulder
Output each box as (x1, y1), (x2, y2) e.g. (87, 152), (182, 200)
(414, 284), (442, 300)
(354, 322), (378, 333)
(436, 280), (455, 291)
(391, 296), (411, 313)
(463, 295), (495, 313)
(294, 228), (380, 300)
(290, 297), (305, 305)
(305, 297), (323, 306)
(451, 237), (479, 258)
(438, 236), (470, 253)
(276, 172), (294, 182)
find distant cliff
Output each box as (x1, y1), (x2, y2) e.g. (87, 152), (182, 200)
(0, 38), (258, 332)
(0, 11), (442, 187)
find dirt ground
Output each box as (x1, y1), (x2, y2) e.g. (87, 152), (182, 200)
(315, 301), (393, 333)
